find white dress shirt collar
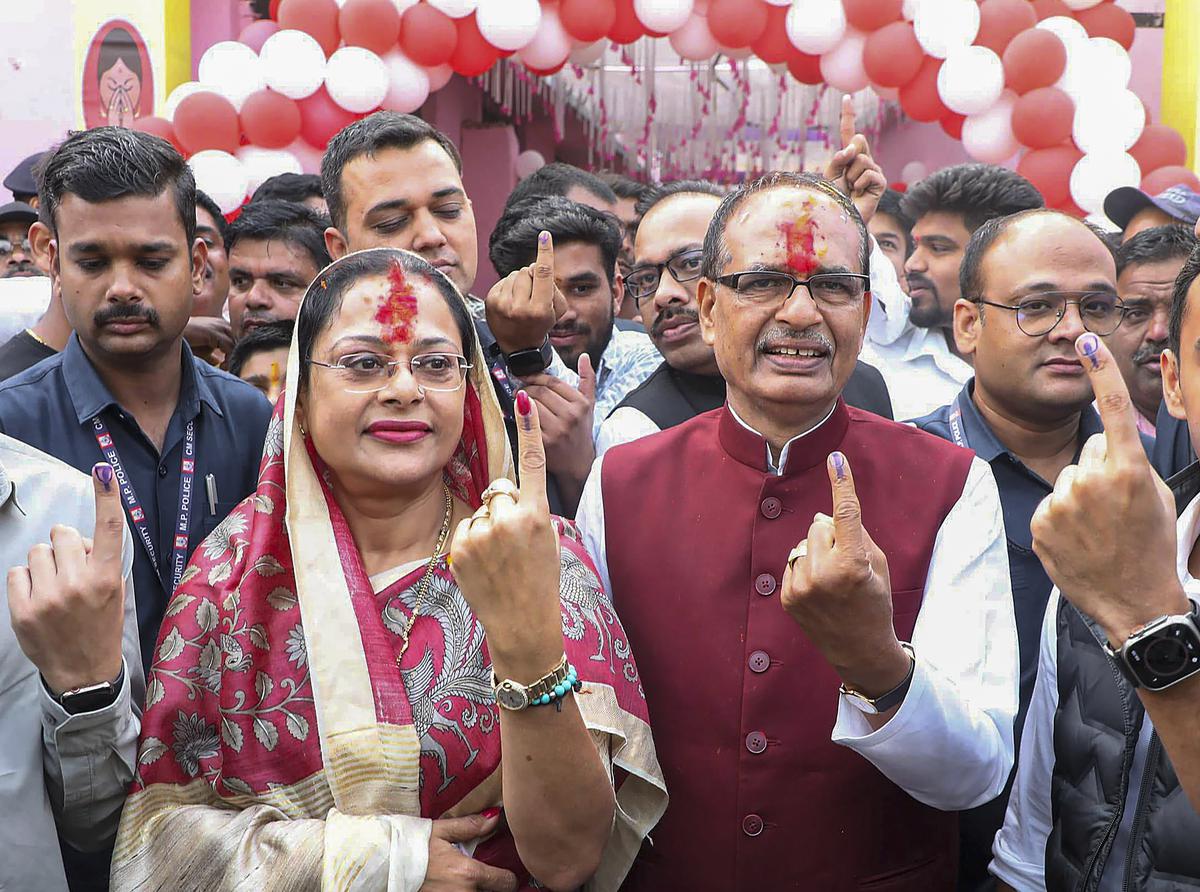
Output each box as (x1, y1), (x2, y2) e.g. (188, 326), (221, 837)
(726, 401), (838, 476)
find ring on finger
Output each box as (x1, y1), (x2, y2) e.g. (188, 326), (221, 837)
(788, 542), (808, 567)
(481, 478), (519, 507)
(469, 504), (492, 528)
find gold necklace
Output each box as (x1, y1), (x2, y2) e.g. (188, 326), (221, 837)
(25, 328), (49, 347)
(396, 483), (454, 665)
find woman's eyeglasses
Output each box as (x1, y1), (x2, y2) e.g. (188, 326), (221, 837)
(309, 352), (472, 394)
(973, 291), (1127, 337)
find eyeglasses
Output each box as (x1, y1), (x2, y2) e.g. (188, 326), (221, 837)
(0, 238), (31, 258)
(973, 291), (1127, 337)
(626, 248), (705, 305)
(309, 352), (472, 394)
(714, 270), (870, 308)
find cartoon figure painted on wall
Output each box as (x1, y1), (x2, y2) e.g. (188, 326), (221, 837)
(81, 20), (155, 128)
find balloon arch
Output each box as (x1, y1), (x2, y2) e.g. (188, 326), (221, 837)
(132, 0), (1196, 220)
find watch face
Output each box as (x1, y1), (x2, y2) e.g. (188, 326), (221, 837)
(495, 682), (529, 711)
(1127, 622), (1200, 690)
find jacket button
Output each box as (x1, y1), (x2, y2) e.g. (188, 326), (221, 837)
(746, 731), (767, 754)
(742, 814), (764, 837)
(158, 464), (168, 478)
(754, 573), (776, 596)
(760, 497), (782, 519)
(748, 650), (770, 673)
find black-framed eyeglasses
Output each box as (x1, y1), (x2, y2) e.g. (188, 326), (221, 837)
(714, 270), (870, 308)
(626, 247), (704, 305)
(309, 352), (472, 394)
(973, 291), (1126, 337)
(0, 238), (31, 258)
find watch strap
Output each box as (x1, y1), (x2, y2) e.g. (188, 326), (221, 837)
(840, 642), (916, 713)
(52, 664), (124, 715)
(1105, 598), (1200, 690)
(492, 653), (570, 711)
(503, 337), (553, 377)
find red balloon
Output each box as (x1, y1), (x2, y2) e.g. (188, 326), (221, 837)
(843, 0), (902, 32)
(297, 87), (358, 149)
(1054, 196), (1086, 218)
(1003, 28), (1067, 95)
(940, 112), (966, 140)
(339, 0), (401, 55)
(1012, 87), (1075, 149)
(1130, 125), (1189, 177)
(707, 0), (769, 48)
(1031, 0), (1071, 20)
(787, 50), (824, 85)
(401, 4), (458, 67)
(239, 20), (280, 53)
(449, 14), (500, 77)
(269, 0), (283, 19)
(561, 0), (616, 43)
(608, 0), (645, 44)
(1141, 165), (1200, 196)
(174, 92), (241, 155)
(1075, 3), (1136, 50)
(526, 60), (567, 76)
(974, 0), (1037, 54)
(899, 56), (948, 123)
(1016, 143), (1081, 207)
(240, 89), (302, 149)
(277, 0), (341, 56)
(864, 22), (923, 88)
(131, 116), (182, 153)
(751, 6), (794, 64)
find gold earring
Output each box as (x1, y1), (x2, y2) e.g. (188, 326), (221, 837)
(299, 423), (307, 436)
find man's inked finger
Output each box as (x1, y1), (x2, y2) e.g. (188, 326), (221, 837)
(1076, 333), (1144, 464)
(532, 230), (556, 309)
(90, 463), (125, 567)
(826, 451), (865, 553)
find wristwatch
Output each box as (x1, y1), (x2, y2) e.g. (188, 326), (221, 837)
(492, 653), (572, 711)
(1104, 600), (1200, 691)
(839, 642), (916, 715)
(503, 337), (553, 378)
(49, 665), (125, 716)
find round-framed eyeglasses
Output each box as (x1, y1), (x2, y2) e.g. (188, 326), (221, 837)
(309, 352), (472, 395)
(973, 291), (1127, 337)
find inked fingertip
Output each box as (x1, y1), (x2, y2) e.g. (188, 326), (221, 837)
(830, 451), (846, 480)
(93, 462), (114, 491)
(1077, 333), (1101, 368)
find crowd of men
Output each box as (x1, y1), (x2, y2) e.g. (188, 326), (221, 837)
(4, 105), (1200, 892)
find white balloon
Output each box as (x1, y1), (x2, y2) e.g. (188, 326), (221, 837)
(914, 0), (979, 59)
(198, 41), (265, 111)
(902, 0), (921, 20)
(634, 0), (694, 33)
(763, 0), (790, 5)
(427, 0), (477, 16)
(937, 45), (1004, 116)
(962, 91), (1019, 164)
(1073, 89), (1144, 154)
(380, 50), (431, 113)
(426, 63), (455, 91)
(1063, 0), (1103, 8)
(188, 151), (249, 215)
(570, 40), (608, 65)
(1036, 15), (1089, 49)
(519, 5), (572, 70)
(284, 138), (325, 174)
(901, 161), (928, 183)
(786, 0), (846, 56)
(820, 30), (869, 94)
(670, 13), (719, 60)
(392, 0), (420, 12)
(476, 0), (541, 52)
(326, 47), (390, 114)
(1070, 151), (1141, 216)
(164, 81), (211, 121)
(260, 30), (327, 100)
(237, 146), (303, 195)
(515, 149), (546, 179)
(1084, 37), (1133, 94)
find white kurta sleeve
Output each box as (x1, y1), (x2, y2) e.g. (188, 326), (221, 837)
(575, 455), (612, 598)
(831, 457), (1019, 810)
(990, 592), (1061, 891)
(596, 408), (662, 458)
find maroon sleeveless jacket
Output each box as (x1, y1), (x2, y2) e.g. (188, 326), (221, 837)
(601, 400), (974, 891)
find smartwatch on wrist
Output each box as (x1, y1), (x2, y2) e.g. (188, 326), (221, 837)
(50, 664), (125, 715)
(504, 337), (553, 378)
(840, 642), (916, 715)
(1104, 599), (1200, 691)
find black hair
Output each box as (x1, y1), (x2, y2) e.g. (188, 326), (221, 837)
(488, 195), (622, 285)
(97, 27), (142, 85)
(228, 319), (294, 378)
(321, 112), (462, 232)
(1116, 224), (1198, 277)
(901, 163), (1044, 235)
(251, 172), (325, 206)
(505, 163), (618, 214)
(634, 179), (725, 219)
(875, 188), (914, 255)
(959, 208), (1106, 301)
(225, 200), (333, 275)
(598, 171), (650, 203)
(38, 127), (195, 247)
(1169, 245), (1200, 356)
(297, 248), (476, 390)
(701, 171), (869, 281)
(194, 190), (228, 241)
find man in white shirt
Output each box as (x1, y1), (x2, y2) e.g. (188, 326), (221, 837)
(993, 255), (1200, 890)
(863, 164), (1044, 421)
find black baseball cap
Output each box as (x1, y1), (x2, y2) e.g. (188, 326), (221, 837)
(1104, 184), (1200, 231)
(3, 152), (45, 201)
(0, 202), (37, 226)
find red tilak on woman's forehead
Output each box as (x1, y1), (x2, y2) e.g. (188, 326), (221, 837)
(374, 260), (418, 343)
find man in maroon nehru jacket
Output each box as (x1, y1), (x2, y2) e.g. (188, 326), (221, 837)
(576, 171), (1019, 890)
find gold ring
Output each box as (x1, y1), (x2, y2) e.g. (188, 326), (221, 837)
(481, 478), (519, 505)
(788, 542), (808, 567)
(468, 504), (491, 528)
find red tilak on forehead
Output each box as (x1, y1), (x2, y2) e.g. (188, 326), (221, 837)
(374, 260), (418, 343)
(778, 216), (820, 278)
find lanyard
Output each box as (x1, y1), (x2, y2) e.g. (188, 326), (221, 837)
(947, 404), (968, 450)
(91, 415), (196, 592)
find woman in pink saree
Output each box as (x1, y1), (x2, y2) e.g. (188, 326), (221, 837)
(112, 247), (666, 890)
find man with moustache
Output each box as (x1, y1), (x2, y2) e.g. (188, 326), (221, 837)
(577, 171), (1018, 890)
(599, 180), (892, 455)
(0, 201), (41, 279)
(0, 128), (272, 670)
(912, 209), (1137, 890)
(862, 164), (1044, 420)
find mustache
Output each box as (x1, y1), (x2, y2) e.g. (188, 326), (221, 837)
(551, 321), (591, 337)
(651, 306), (699, 338)
(756, 325), (835, 355)
(94, 304), (160, 327)
(1132, 340), (1167, 364)
(906, 273), (937, 294)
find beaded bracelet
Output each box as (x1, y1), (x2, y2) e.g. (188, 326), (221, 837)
(530, 663), (582, 709)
